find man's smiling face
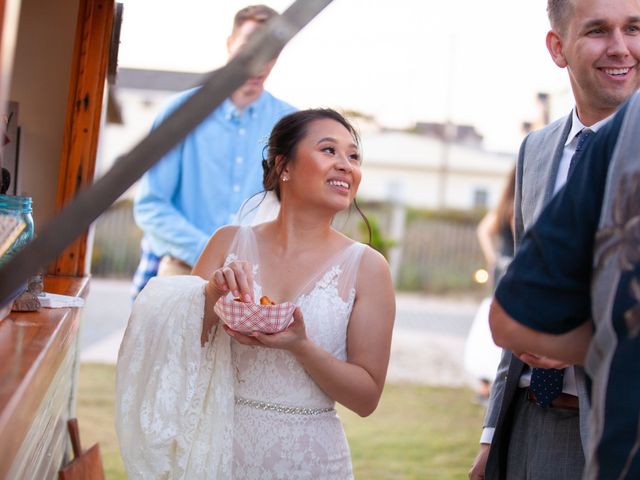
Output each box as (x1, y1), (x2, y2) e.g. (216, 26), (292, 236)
(551, 0), (640, 123)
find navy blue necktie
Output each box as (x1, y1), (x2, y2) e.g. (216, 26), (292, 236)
(530, 367), (564, 406)
(567, 128), (594, 176)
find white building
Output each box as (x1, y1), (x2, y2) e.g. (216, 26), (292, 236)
(103, 68), (516, 210)
(358, 129), (515, 211)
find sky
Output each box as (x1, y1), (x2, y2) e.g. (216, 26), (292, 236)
(118, 0), (574, 152)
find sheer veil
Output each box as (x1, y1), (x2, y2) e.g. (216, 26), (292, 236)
(235, 191), (280, 226)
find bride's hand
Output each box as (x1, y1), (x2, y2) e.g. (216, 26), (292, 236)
(206, 260), (254, 303)
(224, 308), (309, 353)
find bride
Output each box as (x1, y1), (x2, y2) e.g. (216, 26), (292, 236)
(116, 109), (396, 479)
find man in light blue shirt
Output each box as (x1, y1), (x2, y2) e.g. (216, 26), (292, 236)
(133, 5), (295, 294)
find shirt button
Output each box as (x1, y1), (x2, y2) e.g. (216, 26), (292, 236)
(236, 156), (243, 164)
(239, 128), (246, 135)
(233, 185), (240, 192)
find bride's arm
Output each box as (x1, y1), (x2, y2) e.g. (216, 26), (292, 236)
(251, 247), (396, 417)
(192, 225), (253, 345)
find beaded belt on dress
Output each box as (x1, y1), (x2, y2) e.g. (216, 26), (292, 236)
(235, 396), (335, 415)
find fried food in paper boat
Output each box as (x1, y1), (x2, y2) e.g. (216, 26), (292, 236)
(214, 294), (295, 334)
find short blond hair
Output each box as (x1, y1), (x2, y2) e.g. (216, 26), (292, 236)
(547, 0), (574, 34)
(232, 5), (278, 36)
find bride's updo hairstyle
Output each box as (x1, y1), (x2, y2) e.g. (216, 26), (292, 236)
(262, 108), (371, 240)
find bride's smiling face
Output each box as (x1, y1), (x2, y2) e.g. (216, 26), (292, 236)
(284, 118), (362, 212)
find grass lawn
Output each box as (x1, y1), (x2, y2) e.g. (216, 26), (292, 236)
(77, 363), (484, 479)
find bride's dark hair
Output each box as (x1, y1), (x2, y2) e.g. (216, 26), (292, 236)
(262, 108), (371, 241)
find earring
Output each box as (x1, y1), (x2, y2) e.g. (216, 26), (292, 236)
(281, 175), (289, 182)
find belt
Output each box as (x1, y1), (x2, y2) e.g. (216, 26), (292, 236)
(235, 396), (335, 416)
(525, 388), (579, 410)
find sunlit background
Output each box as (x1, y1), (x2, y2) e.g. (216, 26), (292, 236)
(116, 0), (572, 152)
(95, 0), (572, 293)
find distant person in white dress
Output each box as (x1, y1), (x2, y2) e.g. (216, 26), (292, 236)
(115, 109), (396, 479)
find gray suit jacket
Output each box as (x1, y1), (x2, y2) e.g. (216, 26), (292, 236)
(484, 114), (591, 479)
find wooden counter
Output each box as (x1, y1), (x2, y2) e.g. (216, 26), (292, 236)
(0, 275), (89, 479)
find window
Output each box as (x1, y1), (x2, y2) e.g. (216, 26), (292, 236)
(473, 188), (488, 209)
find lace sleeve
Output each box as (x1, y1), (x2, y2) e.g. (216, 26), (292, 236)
(115, 275), (234, 479)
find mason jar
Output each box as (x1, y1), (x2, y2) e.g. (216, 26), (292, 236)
(0, 194), (34, 265)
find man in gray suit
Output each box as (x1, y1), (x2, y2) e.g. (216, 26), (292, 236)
(469, 0), (640, 478)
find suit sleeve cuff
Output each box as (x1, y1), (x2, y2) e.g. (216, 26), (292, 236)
(480, 427), (495, 444)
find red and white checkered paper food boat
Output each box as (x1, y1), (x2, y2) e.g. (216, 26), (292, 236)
(214, 295), (296, 334)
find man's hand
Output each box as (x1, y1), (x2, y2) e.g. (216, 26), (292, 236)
(517, 352), (570, 369)
(468, 443), (490, 480)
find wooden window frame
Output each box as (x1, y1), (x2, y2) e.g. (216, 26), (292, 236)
(50, 0), (115, 276)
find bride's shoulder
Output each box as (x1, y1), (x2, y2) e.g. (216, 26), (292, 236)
(332, 232), (388, 272)
(353, 244), (390, 282)
(192, 226), (241, 278)
(336, 235), (391, 279)
(206, 225), (243, 252)
(213, 224), (242, 242)
(354, 246), (393, 300)
(359, 245), (390, 272)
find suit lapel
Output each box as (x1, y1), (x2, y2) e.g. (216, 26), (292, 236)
(520, 113), (574, 232)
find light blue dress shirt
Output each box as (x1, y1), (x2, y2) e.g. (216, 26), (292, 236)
(134, 89), (295, 266)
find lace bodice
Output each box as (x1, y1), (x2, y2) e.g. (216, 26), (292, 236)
(226, 226), (365, 478)
(228, 254), (358, 409)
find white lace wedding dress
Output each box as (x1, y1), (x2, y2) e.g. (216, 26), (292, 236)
(116, 226), (366, 479)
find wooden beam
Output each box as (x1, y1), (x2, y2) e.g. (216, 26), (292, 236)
(50, 0), (114, 276)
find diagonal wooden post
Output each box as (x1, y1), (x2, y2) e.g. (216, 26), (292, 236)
(0, 0), (334, 304)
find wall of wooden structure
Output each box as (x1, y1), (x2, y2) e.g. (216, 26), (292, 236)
(0, 0), (115, 476)
(9, 0), (79, 227)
